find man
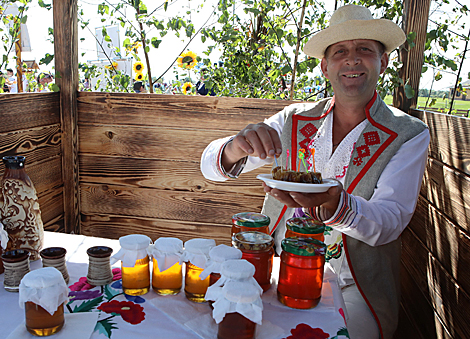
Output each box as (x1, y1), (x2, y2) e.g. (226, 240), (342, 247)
(36, 73), (54, 92)
(6, 69), (17, 93)
(195, 67), (215, 96)
(133, 81), (147, 93)
(200, 5), (430, 339)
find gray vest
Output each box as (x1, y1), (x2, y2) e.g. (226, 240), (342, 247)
(262, 93), (428, 339)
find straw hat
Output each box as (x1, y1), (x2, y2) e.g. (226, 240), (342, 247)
(303, 5), (406, 59)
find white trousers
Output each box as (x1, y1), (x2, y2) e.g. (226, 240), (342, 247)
(342, 284), (380, 339)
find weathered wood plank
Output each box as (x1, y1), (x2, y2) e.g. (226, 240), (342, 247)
(0, 93), (60, 133)
(420, 157), (470, 233)
(43, 215), (65, 233)
(79, 183), (265, 225)
(0, 125), (61, 170)
(27, 156), (63, 198)
(80, 213), (231, 245)
(77, 92), (293, 131)
(38, 186), (64, 230)
(413, 109), (470, 176)
(409, 197), (470, 295)
(79, 125), (238, 161)
(53, 0), (79, 234)
(79, 154), (269, 196)
(401, 225), (470, 339)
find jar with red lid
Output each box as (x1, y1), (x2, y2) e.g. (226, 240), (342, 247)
(285, 217), (325, 242)
(277, 237), (326, 309)
(232, 231), (274, 292)
(231, 212), (270, 236)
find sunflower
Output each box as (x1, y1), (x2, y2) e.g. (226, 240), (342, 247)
(105, 61), (118, 70)
(126, 42), (142, 52)
(135, 73), (144, 81)
(133, 62), (144, 73)
(182, 82), (193, 95)
(177, 51), (197, 70)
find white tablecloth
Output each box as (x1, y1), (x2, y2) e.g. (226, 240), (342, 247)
(0, 232), (348, 339)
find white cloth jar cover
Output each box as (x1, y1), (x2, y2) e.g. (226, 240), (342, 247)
(0, 221), (8, 249)
(211, 280), (263, 325)
(205, 259), (262, 301)
(147, 237), (183, 272)
(179, 238), (216, 269)
(18, 267), (69, 315)
(111, 234), (152, 268)
(199, 244), (242, 280)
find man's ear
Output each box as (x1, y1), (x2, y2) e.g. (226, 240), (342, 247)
(380, 53), (389, 74)
(320, 58), (329, 79)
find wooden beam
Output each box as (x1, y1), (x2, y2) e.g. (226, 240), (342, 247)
(393, 0), (431, 113)
(53, 0), (80, 233)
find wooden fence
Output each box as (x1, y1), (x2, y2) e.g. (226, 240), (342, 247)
(1, 92), (469, 338)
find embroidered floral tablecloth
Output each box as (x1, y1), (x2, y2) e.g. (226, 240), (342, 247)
(0, 232), (349, 339)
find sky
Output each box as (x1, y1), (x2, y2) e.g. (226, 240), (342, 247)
(8, 0), (470, 90)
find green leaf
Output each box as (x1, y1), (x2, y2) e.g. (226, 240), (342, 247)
(95, 318), (118, 338)
(151, 37), (162, 48)
(39, 53), (54, 65)
(404, 84), (415, 99)
(50, 83), (60, 92)
(104, 285), (120, 300)
(145, 46), (150, 53)
(104, 35), (112, 42)
(71, 296), (104, 313)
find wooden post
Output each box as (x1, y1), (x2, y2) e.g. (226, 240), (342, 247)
(15, 30), (23, 93)
(53, 0), (80, 234)
(393, 0), (431, 113)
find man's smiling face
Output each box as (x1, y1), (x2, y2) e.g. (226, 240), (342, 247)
(320, 39), (388, 101)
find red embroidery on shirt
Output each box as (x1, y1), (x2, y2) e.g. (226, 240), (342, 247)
(353, 131), (381, 166)
(299, 123), (318, 158)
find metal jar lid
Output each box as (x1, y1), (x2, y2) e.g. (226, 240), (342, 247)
(232, 231), (274, 251)
(281, 237), (326, 256)
(232, 212), (270, 228)
(286, 217), (325, 235)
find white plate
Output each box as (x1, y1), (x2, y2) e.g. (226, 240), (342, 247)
(256, 174), (339, 193)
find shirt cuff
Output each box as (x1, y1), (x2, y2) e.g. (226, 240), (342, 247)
(216, 139), (248, 179)
(307, 190), (359, 230)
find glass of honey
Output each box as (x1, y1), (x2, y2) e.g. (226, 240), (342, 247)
(149, 237), (184, 295)
(180, 238), (216, 302)
(113, 234), (152, 296)
(231, 212), (270, 236)
(285, 217), (325, 242)
(19, 267), (68, 336)
(277, 237), (327, 309)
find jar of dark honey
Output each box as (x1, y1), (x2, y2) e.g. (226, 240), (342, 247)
(19, 267), (68, 336)
(231, 212), (270, 236)
(232, 231), (274, 292)
(277, 237), (326, 309)
(214, 281), (263, 339)
(285, 217), (325, 242)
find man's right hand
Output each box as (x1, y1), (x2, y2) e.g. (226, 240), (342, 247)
(221, 122), (282, 171)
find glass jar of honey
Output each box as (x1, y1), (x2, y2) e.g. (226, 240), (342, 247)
(19, 267), (68, 336)
(213, 281), (263, 339)
(112, 234), (152, 296)
(231, 212), (270, 236)
(232, 231), (274, 293)
(149, 237), (183, 295)
(285, 217), (325, 242)
(180, 238), (216, 302)
(200, 244), (242, 286)
(277, 237), (327, 309)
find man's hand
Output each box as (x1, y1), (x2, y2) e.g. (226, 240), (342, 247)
(262, 181), (343, 216)
(222, 122), (282, 171)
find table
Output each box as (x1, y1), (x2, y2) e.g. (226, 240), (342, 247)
(0, 232), (348, 339)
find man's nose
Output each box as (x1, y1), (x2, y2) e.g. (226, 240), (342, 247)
(345, 51), (360, 65)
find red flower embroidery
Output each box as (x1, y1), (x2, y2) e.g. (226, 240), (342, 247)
(284, 323), (329, 339)
(363, 131), (380, 146)
(98, 300), (145, 325)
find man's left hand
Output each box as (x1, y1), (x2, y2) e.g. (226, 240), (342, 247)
(262, 181), (343, 215)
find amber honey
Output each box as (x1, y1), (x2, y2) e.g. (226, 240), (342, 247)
(233, 231), (274, 292)
(152, 258), (182, 295)
(217, 311), (256, 339)
(277, 238), (326, 309)
(121, 256), (150, 296)
(185, 261), (210, 302)
(25, 302), (64, 336)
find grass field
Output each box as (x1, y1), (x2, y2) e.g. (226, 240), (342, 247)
(384, 95), (470, 113)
